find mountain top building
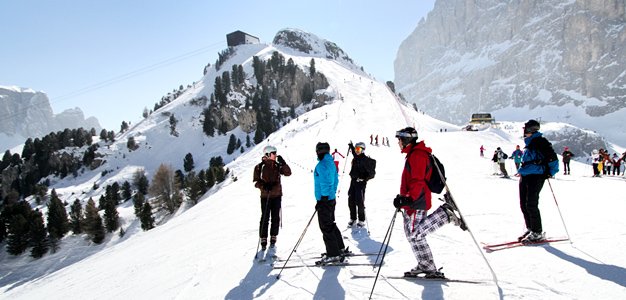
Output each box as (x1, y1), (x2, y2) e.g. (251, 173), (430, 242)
(226, 31), (260, 47)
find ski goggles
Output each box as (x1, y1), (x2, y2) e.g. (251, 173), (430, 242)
(355, 147), (363, 152)
(395, 130), (418, 138)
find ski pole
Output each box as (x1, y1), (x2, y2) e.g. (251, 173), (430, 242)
(430, 153), (499, 286)
(254, 193), (272, 259)
(362, 190), (370, 235)
(373, 208), (400, 267)
(546, 179), (573, 244)
(369, 208), (401, 300)
(276, 208), (317, 280)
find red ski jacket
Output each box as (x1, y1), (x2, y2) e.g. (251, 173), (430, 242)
(400, 141), (433, 213)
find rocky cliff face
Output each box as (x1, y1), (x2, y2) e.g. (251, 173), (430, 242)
(395, 0), (626, 145)
(0, 86), (102, 151)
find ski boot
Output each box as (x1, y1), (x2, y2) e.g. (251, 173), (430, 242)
(441, 192), (467, 231)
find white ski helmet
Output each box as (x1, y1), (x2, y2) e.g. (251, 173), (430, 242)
(263, 145), (277, 157)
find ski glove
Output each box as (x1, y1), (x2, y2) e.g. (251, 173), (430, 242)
(393, 194), (412, 208)
(263, 182), (275, 192)
(276, 155), (286, 166)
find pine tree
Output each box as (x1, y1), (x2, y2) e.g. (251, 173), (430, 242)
(84, 198), (106, 244)
(103, 197), (119, 233)
(100, 129), (108, 142)
(29, 210), (48, 258)
(310, 58), (316, 77)
(246, 135), (251, 148)
(121, 181), (132, 201)
(238, 65), (245, 85)
(227, 134), (237, 155)
(132, 168), (149, 195)
(6, 214), (29, 255)
(169, 115), (179, 137)
(47, 189), (69, 242)
(140, 202), (155, 231)
(183, 153), (195, 172)
(91, 214), (106, 244)
(69, 199), (84, 234)
(185, 171), (202, 205)
(222, 71), (231, 96)
(133, 192), (146, 217)
(120, 121), (129, 133)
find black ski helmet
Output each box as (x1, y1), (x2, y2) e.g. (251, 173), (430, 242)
(523, 120), (540, 134)
(316, 142), (330, 155)
(395, 127), (418, 147)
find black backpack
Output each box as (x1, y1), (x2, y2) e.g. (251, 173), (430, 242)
(363, 155), (376, 180)
(426, 153), (446, 194)
(404, 151), (446, 194)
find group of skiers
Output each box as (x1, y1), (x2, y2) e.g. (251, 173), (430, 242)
(369, 134), (390, 146)
(589, 149), (625, 177)
(253, 120), (560, 279)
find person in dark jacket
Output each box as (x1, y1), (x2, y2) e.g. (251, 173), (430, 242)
(393, 127), (462, 279)
(561, 147), (575, 175)
(314, 142), (348, 264)
(253, 145), (291, 250)
(517, 120), (559, 244)
(347, 141), (374, 227)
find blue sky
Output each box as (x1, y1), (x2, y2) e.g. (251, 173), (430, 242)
(1, 0), (435, 131)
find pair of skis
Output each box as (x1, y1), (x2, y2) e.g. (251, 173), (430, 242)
(482, 237), (569, 252)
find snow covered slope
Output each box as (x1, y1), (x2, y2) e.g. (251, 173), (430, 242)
(2, 37), (626, 300)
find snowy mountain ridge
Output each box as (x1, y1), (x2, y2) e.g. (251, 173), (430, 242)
(395, 0), (626, 147)
(0, 86), (102, 152)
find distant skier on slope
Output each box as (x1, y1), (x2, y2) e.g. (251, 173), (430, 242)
(590, 149), (602, 177)
(511, 145), (523, 172)
(561, 147), (575, 175)
(496, 147), (509, 178)
(517, 120), (559, 244)
(313, 142), (350, 264)
(253, 145), (291, 250)
(331, 148), (345, 172)
(392, 127), (463, 279)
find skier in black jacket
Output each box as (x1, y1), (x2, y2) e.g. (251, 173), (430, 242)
(561, 147), (574, 175)
(347, 142), (375, 227)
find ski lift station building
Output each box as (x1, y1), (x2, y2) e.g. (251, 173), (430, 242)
(469, 113), (495, 124)
(227, 31), (260, 47)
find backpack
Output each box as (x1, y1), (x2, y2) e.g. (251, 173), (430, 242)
(363, 155), (376, 180)
(502, 152), (508, 160)
(404, 151), (446, 194)
(426, 153), (446, 194)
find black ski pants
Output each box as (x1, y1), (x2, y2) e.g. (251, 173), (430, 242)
(316, 199), (345, 257)
(519, 174), (545, 233)
(563, 161), (570, 174)
(259, 196), (281, 238)
(348, 180), (366, 222)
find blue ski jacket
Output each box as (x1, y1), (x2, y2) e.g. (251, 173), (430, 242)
(314, 153), (339, 201)
(518, 132), (559, 177)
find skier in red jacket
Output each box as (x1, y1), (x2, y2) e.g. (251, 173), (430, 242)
(393, 127), (463, 279)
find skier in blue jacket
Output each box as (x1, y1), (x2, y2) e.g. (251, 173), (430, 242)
(517, 120), (559, 244)
(314, 142), (347, 264)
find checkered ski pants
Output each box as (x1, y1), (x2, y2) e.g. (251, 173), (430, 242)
(402, 207), (450, 272)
